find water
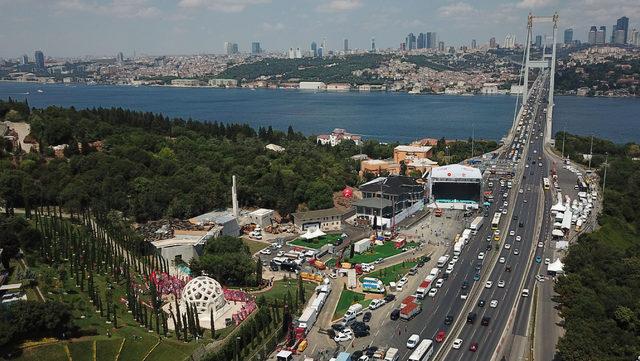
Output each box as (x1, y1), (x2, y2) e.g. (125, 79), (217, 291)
(1, 82), (638, 143)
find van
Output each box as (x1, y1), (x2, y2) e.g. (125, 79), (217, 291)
(384, 348), (399, 361)
(343, 304), (363, 322)
(429, 268), (439, 278)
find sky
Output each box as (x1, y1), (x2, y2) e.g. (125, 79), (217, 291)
(1, 0), (639, 58)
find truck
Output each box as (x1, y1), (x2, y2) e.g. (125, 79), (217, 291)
(400, 302), (422, 320)
(470, 216), (484, 233)
(384, 348), (399, 361)
(415, 280), (432, 299)
(429, 267), (440, 278)
(453, 240), (464, 256)
(437, 255), (450, 268)
(343, 304), (363, 322)
(362, 277), (385, 294)
(461, 228), (472, 242)
(297, 306), (317, 331)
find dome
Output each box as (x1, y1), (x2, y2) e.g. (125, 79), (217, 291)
(181, 276), (226, 315)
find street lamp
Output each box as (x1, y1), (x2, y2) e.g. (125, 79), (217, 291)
(602, 152), (608, 197)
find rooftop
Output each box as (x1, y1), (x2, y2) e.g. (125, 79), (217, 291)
(359, 175), (423, 195)
(430, 164), (482, 180)
(352, 197), (394, 209)
(395, 145), (433, 153)
(292, 207), (345, 221)
(189, 209), (237, 225)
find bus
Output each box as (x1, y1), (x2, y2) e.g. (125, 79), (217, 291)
(491, 212), (502, 230)
(543, 177), (550, 190)
(408, 339), (434, 361)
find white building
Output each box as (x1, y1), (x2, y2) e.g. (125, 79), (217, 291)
(316, 128), (362, 146)
(299, 81), (326, 90)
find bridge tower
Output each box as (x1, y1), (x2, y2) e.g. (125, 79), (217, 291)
(523, 12), (558, 143)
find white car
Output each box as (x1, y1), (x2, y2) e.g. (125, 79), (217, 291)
(259, 248), (271, 255)
(445, 264), (454, 274)
(485, 281), (493, 289)
(490, 300), (499, 308)
(513, 249), (520, 255)
(504, 243), (511, 250)
(460, 293), (468, 300)
(538, 242), (544, 248)
(452, 338), (463, 349)
(498, 280), (506, 288)
(503, 201), (508, 207)
(544, 258), (550, 265)
(516, 235), (522, 242)
(369, 299), (386, 310)
(334, 329), (353, 342)
(494, 230), (501, 236)
(407, 334), (420, 348)
(499, 257), (506, 264)
(428, 288), (438, 297)
(452, 255), (459, 263)
(397, 277), (408, 288)
(502, 209), (508, 214)
(509, 230), (515, 236)
(436, 278), (445, 288)
(276, 251), (285, 257)
(477, 252), (485, 260)
(503, 192), (508, 198)
(536, 274), (545, 282)
(519, 188), (524, 193)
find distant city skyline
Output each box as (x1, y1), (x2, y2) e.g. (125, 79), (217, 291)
(0, 0), (639, 58)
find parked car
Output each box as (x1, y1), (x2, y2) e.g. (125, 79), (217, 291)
(369, 299), (386, 310)
(390, 309), (400, 321)
(362, 312), (372, 322)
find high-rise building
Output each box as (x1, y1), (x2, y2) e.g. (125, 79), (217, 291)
(503, 34), (516, 48)
(400, 42), (406, 51)
(616, 16), (629, 43)
(630, 29), (640, 46)
(438, 41), (445, 52)
(406, 33), (416, 50)
(471, 39), (477, 49)
(613, 29), (625, 44)
(426, 32), (437, 49)
(116, 52), (124, 64)
(535, 35), (542, 48)
(224, 42), (239, 55)
(311, 41), (317, 57)
(21, 55), (28, 65)
(34, 50), (44, 69)
(317, 46), (323, 57)
(417, 33), (426, 49)
(596, 26), (606, 45)
(588, 26), (597, 44)
(371, 37), (376, 52)
(564, 28), (573, 44)
(251, 42), (261, 54)
(343, 38), (348, 52)
(489, 37), (496, 48)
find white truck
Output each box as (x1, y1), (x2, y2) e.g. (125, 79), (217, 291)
(343, 303), (363, 323)
(437, 255), (450, 268)
(470, 216), (484, 233)
(415, 280), (432, 299)
(384, 348), (399, 361)
(453, 240), (464, 256)
(298, 306), (317, 331)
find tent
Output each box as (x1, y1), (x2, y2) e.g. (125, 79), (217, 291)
(547, 259), (565, 274)
(300, 228), (326, 240)
(555, 240), (569, 250)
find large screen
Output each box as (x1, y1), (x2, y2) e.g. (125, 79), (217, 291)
(432, 182), (481, 202)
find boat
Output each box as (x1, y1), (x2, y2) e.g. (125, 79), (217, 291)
(36, 89), (43, 93)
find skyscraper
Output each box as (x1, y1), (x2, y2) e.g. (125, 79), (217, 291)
(616, 16), (629, 43)
(34, 50), (44, 69)
(371, 37), (376, 52)
(489, 37), (496, 48)
(343, 38), (348, 52)
(438, 41), (445, 52)
(596, 26), (606, 45)
(630, 28), (640, 46)
(116, 52), (124, 64)
(417, 33), (426, 49)
(21, 55), (28, 65)
(564, 28), (573, 44)
(406, 33), (416, 50)
(503, 34), (516, 48)
(317, 46), (323, 58)
(471, 39), (477, 49)
(535, 35), (542, 48)
(251, 42), (261, 54)
(588, 26), (597, 44)
(311, 41), (317, 57)
(224, 42), (239, 55)
(426, 32), (437, 49)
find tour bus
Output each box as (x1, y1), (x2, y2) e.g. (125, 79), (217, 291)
(491, 212), (502, 230)
(408, 339), (434, 361)
(543, 177), (550, 190)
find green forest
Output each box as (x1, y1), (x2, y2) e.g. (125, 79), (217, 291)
(553, 133), (640, 360)
(555, 59), (640, 95)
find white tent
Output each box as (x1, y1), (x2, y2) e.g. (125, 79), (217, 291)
(547, 259), (565, 274)
(300, 227), (326, 240)
(555, 240), (569, 250)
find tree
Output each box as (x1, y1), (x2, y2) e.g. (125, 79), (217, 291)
(255, 259), (263, 287)
(297, 275), (305, 304)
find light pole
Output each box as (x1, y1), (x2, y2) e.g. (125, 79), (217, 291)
(235, 336), (241, 361)
(602, 152), (608, 197)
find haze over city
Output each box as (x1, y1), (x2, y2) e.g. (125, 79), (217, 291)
(1, 0), (640, 57)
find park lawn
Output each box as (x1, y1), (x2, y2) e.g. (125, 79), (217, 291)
(333, 289), (372, 319)
(116, 327), (159, 361)
(68, 340), (94, 361)
(17, 343), (70, 361)
(144, 340), (193, 361)
(361, 261), (417, 285)
(244, 238), (269, 255)
(96, 338), (123, 361)
(258, 279), (317, 305)
(346, 242), (408, 264)
(289, 234), (342, 249)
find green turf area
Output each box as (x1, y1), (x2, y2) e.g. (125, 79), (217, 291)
(17, 343), (70, 361)
(258, 279), (317, 305)
(345, 242), (409, 264)
(360, 261), (417, 285)
(116, 327), (159, 361)
(144, 340), (192, 361)
(96, 338), (122, 361)
(68, 340), (93, 361)
(244, 238), (270, 255)
(333, 289), (372, 319)
(289, 234), (342, 249)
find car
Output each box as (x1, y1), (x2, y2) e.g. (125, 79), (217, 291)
(406, 334), (420, 348)
(397, 278), (407, 288)
(453, 338), (463, 349)
(473, 273), (481, 281)
(502, 208), (508, 214)
(504, 243), (511, 250)
(481, 316), (491, 326)
(499, 256), (506, 264)
(513, 215), (519, 220)
(334, 330), (353, 342)
(516, 235), (522, 242)
(435, 330), (446, 343)
(485, 281), (493, 289)
(331, 323), (346, 332)
(428, 288), (438, 297)
(494, 229), (501, 236)
(503, 192), (508, 198)
(498, 280), (506, 288)
(467, 312), (477, 323)
(513, 248), (520, 255)
(539, 162), (543, 167)
(369, 299), (385, 310)
(544, 258), (550, 265)
(390, 309), (400, 320)
(477, 252), (485, 260)
(538, 242), (544, 248)
(490, 300), (499, 308)
(461, 281), (469, 289)
(445, 264), (454, 274)
(374, 258), (384, 264)
(436, 278), (445, 288)
(461, 292), (468, 300)
(384, 294), (396, 303)
(535, 256), (542, 263)
(475, 262), (482, 271)
(259, 248), (271, 255)
(452, 255), (459, 263)
(362, 311), (372, 322)
(519, 188), (524, 193)
(505, 265), (512, 272)
(509, 230), (515, 236)
(486, 236), (492, 242)
(519, 221), (524, 227)
(444, 315), (454, 325)
(469, 341), (479, 352)
(477, 299), (485, 307)
(276, 251), (285, 257)
(536, 274), (545, 282)
(485, 244), (492, 251)
(441, 273), (450, 280)
(524, 199), (528, 203)
(503, 201), (508, 207)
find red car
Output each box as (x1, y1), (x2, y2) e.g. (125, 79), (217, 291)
(435, 330), (446, 343)
(469, 341), (479, 352)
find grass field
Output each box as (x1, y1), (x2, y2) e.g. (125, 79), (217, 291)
(345, 242), (408, 264)
(96, 339), (122, 361)
(360, 261), (417, 285)
(289, 234), (342, 249)
(333, 289), (372, 319)
(243, 238), (270, 255)
(17, 343), (70, 361)
(68, 340), (93, 361)
(258, 279), (317, 305)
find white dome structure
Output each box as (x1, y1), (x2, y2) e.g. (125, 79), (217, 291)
(181, 276), (226, 315)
